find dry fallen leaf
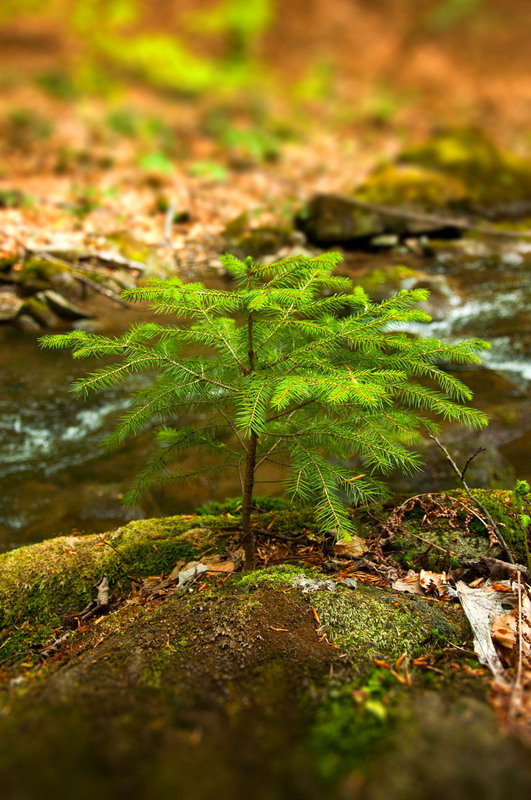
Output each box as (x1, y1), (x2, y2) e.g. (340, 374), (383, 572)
(492, 613), (518, 651)
(334, 535), (368, 558)
(419, 569), (447, 592)
(392, 570), (422, 594)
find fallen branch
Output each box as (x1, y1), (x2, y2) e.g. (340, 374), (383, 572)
(73, 274), (131, 308)
(78, 250), (146, 273)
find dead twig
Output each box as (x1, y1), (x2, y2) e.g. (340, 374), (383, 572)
(407, 531), (456, 557)
(427, 434), (514, 562)
(163, 203), (176, 245)
(461, 447), (486, 481)
(78, 250), (145, 273)
(73, 274), (131, 308)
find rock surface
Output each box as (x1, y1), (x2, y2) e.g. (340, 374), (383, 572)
(0, 288), (23, 321)
(1, 500), (530, 799)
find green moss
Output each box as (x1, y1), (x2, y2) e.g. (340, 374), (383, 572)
(0, 621), (59, 665)
(0, 515), (230, 633)
(357, 163), (467, 210)
(310, 673), (395, 781)
(401, 129), (502, 177)
(196, 495), (288, 516)
(398, 129), (531, 211)
(312, 584), (466, 665)
(357, 129), (531, 215)
(233, 564), (313, 590)
(106, 233), (151, 265)
(0, 188), (28, 209)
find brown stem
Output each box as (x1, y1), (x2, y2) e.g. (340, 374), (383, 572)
(242, 431), (258, 570)
(242, 260), (257, 570)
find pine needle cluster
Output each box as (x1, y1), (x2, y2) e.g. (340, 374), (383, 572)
(41, 252), (489, 568)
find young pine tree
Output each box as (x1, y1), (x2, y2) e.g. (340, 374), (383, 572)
(41, 252), (489, 569)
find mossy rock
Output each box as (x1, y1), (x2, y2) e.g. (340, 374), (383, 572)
(0, 289), (23, 321)
(297, 193), (390, 244)
(310, 583), (468, 664)
(1, 503), (531, 798)
(2, 567), (529, 799)
(0, 515), (228, 631)
(300, 129), (531, 246)
(386, 490), (529, 570)
(389, 128), (531, 214)
(355, 692), (531, 800)
(19, 257), (67, 294)
(356, 163), (468, 211)
(18, 295), (59, 327)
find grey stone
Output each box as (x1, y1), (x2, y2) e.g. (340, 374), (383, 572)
(15, 313), (41, 332)
(39, 290), (93, 320)
(0, 288), (23, 321)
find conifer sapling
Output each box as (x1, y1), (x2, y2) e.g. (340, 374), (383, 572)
(41, 252), (489, 569)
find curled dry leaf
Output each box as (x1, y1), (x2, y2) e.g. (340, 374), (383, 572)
(334, 535), (368, 558)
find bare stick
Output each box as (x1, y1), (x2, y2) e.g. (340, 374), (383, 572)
(461, 447), (486, 480)
(163, 203), (176, 245)
(510, 572), (524, 717)
(427, 434), (514, 562)
(73, 275), (131, 308)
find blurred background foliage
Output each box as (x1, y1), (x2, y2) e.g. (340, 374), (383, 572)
(0, 0), (494, 97)
(0, 0), (529, 138)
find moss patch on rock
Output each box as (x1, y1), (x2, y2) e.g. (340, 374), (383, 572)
(312, 584), (468, 665)
(360, 129), (531, 216)
(0, 515), (228, 632)
(357, 163), (467, 210)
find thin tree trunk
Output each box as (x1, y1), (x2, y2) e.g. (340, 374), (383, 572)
(242, 431), (258, 570)
(242, 261), (257, 570)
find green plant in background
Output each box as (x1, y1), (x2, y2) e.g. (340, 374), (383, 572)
(188, 0), (273, 63)
(41, 252), (488, 569)
(513, 480), (531, 570)
(188, 160), (229, 182)
(426, 0), (484, 31)
(72, 0), (273, 95)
